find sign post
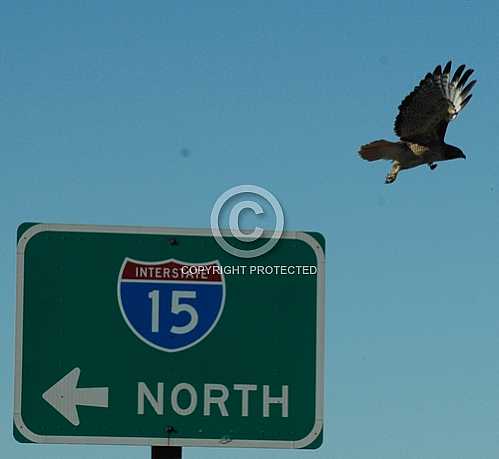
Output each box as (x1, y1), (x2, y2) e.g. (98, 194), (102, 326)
(151, 446), (182, 458)
(14, 223), (325, 450)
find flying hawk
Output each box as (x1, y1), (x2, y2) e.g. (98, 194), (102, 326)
(359, 61), (476, 183)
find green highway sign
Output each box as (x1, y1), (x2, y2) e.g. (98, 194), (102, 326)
(14, 223), (325, 449)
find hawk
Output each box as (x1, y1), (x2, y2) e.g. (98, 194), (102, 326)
(359, 61), (476, 183)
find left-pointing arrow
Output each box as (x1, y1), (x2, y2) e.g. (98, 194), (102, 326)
(42, 367), (109, 426)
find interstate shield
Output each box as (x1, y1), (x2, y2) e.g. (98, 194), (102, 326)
(117, 258), (225, 352)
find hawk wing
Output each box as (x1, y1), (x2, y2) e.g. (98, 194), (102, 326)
(394, 61), (476, 145)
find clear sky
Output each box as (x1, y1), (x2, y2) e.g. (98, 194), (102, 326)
(2, 1), (499, 458)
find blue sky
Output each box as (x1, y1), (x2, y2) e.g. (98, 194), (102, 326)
(2, 1), (499, 458)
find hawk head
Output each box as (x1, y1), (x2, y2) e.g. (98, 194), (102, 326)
(444, 144), (466, 161)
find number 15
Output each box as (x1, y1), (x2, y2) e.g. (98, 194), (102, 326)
(148, 290), (198, 335)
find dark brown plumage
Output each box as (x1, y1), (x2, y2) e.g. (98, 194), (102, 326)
(359, 61), (476, 183)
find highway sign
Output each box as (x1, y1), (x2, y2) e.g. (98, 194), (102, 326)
(14, 223), (325, 449)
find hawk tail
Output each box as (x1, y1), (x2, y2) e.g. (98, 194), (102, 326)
(358, 140), (399, 161)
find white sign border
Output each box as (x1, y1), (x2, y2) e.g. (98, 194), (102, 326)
(14, 223), (325, 449)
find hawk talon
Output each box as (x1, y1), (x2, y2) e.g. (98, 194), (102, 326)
(429, 163), (437, 170)
(385, 175), (396, 184)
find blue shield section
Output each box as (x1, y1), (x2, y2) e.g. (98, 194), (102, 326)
(118, 264), (225, 352)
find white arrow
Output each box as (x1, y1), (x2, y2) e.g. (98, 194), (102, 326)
(42, 367), (109, 426)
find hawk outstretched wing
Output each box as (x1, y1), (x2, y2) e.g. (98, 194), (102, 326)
(394, 61), (476, 146)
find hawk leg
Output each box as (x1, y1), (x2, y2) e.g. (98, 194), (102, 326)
(428, 163), (437, 170)
(385, 163), (400, 184)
